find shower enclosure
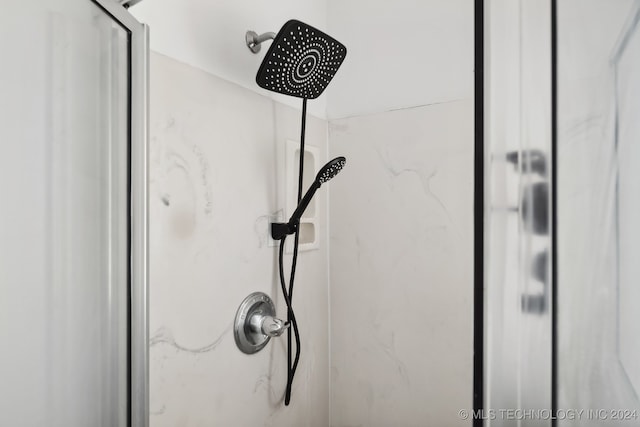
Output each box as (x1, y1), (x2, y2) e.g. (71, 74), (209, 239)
(0, 1), (148, 426)
(484, 0), (640, 425)
(4, 0), (637, 425)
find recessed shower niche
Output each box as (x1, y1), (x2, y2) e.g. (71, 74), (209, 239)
(286, 140), (319, 251)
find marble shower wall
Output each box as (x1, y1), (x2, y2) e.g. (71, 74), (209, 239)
(328, 100), (474, 427)
(147, 52), (330, 427)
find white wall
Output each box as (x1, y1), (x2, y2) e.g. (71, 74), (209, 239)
(328, 100), (473, 427)
(325, 1), (474, 425)
(326, 0), (473, 118)
(147, 52), (330, 426)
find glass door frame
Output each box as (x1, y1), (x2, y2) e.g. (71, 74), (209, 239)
(481, 0), (555, 425)
(91, 1), (149, 426)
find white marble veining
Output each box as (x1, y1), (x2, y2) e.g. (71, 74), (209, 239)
(148, 52), (329, 426)
(328, 100), (474, 427)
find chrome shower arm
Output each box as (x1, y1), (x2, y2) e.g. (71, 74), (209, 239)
(246, 31), (276, 53)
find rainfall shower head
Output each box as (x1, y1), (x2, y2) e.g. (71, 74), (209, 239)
(254, 19), (347, 99)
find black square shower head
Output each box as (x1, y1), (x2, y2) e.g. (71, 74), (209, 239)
(256, 19), (347, 99)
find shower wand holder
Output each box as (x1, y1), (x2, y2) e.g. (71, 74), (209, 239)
(271, 220), (298, 240)
(270, 157), (346, 241)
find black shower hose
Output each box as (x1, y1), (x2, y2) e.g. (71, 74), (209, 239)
(279, 235), (300, 406)
(279, 98), (307, 406)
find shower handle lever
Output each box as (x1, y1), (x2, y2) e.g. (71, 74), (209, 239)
(248, 310), (289, 337)
(246, 31), (276, 54)
(260, 315), (290, 337)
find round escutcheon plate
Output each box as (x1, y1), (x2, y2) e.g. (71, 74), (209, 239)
(234, 292), (276, 354)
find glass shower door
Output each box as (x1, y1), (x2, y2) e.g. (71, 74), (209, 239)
(557, 0), (640, 424)
(485, 1), (640, 425)
(485, 1), (553, 425)
(0, 1), (147, 426)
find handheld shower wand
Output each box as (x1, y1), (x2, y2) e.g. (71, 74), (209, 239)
(271, 157), (346, 240)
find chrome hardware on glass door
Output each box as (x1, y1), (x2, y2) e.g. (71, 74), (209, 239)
(492, 149), (551, 315)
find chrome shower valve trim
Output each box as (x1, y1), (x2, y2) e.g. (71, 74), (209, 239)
(234, 292), (288, 354)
